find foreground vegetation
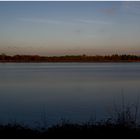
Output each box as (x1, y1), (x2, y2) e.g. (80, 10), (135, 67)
(1, 101), (140, 139)
(0, 93), (139, 138)
(0, 119), (140, 138)
(0, 54), (140, 62)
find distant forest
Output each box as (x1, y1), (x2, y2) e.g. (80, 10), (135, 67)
(0, 54), (140, 62)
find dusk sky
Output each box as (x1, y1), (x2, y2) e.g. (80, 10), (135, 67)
(0, 1), (140, 56)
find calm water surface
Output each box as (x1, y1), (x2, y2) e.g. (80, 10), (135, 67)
(0, 63), (140, 127)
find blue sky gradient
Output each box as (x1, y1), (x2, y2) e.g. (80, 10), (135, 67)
(0, 1), (140, 55)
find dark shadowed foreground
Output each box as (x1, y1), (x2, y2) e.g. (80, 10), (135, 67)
(0, 93), (140, 138)
(1, 119), (140, 138)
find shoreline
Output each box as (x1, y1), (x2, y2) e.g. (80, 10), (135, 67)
(0, 61), (140, 63)
(0, 54), (140, 63)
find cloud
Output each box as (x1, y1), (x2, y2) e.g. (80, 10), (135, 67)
(123, 1), (140, 10)
(19, 17), (62, 24)
(99, 3), (118, 16)
(75, 19), (112, 25)
(101, 7), (117, 16)
(18, 17), (112, 26)
(75, 29), (82, 34)
(121, 1), (140, 16)
(100, 2), (140, 17)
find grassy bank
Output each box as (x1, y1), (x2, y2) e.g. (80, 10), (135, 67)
(0, 120), (140, 138)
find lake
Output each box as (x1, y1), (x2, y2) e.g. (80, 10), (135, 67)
(0, 63), (140, 127)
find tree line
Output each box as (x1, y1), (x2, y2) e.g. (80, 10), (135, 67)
(0, 53), (140, 62)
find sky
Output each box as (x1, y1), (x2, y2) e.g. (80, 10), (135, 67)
(0, 1), (140, 56)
